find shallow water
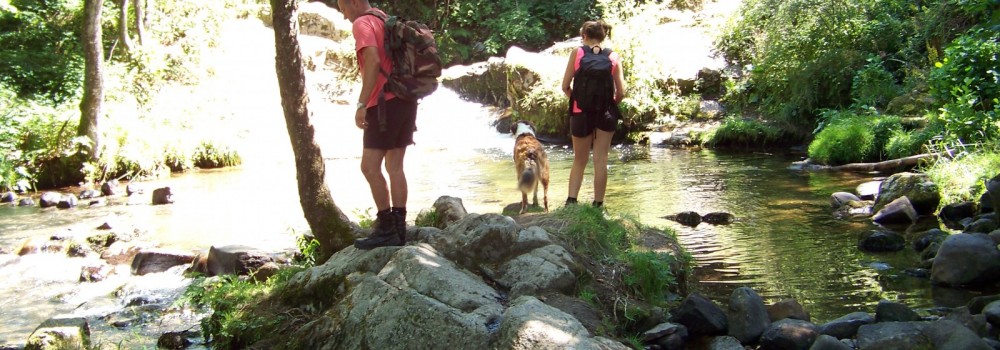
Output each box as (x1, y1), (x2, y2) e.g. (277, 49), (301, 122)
(0, 86), (948, 346)
(0, 19), (955, 346)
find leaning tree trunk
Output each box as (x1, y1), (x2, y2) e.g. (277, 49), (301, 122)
(78, 0), (104, 162)
(270, 0), (356, 261)
(118, 0), (132, 52)
(133, 0), (145, 46)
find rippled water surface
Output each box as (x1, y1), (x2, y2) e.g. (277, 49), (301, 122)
(0, 19), (951, 346)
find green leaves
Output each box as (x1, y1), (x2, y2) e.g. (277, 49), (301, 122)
(929, 28), (1000, 143)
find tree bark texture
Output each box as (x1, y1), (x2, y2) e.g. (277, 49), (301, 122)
(133, 0), (145, 46)
(118, 0), (132, 52)
(270, 0), (356, 261)
(79, 0), (104, 162)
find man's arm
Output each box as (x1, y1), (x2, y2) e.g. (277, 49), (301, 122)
(354, 46), (381, 129)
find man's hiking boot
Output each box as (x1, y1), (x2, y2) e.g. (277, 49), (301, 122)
(354, 210), (402, 250)
(391, 208), (407, 244)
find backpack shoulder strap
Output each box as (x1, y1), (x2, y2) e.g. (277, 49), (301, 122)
(361, 10), (388, 22)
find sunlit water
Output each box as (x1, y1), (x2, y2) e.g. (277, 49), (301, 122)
(0, 19), (953, 346)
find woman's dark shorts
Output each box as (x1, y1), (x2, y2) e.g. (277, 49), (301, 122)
(363, 97), (418, 150)
(570, 107), (618, 138)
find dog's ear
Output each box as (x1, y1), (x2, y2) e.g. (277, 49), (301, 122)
(510, 120), (520, 134)
(524, 120), (536, 132)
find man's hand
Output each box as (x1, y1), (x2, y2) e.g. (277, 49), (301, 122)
(355, 108), (367, 129)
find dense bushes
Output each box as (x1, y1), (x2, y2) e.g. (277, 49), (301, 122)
(717, 0), (997, 172)
(929, 28), (1000, 143)
(0, 0), (84, 103)
(375, 0), (598, 66)
(807, 111), (904, 165)
(0, 0), (250, 190)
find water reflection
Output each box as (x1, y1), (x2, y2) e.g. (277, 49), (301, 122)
(0, 88), (949, 343)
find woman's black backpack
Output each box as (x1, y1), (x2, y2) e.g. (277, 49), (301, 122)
(571, 46), (614, 114)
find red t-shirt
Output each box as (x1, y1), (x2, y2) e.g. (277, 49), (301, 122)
(572, 46), (620, 114)
(353, 8), (396, 107)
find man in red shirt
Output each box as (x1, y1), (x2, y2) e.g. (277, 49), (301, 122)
(337, 0), (417, 249)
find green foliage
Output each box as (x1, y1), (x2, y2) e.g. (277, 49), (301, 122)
(379, 0), (598, 65)
(884, 127), (938, 159)
(707, 117), (788, 148)
(414, 209), (439, 227)
(192, 141), (242, 169)
(552, 205), (684, 308)
(0, 85), (84, 190)
(0, 0), (84, 103)
(716, 0), (973, 128)
(851, 56), (902, 109)
(353, 207), (375, 229)
(807, 110), (903, 165)
(599, 0), (673, 128)
(555, 205), (635, 258)
(294, 235), (321, 268)
(622, 251), (676, 303)
(923, 144), (1000, 206)
(929, 28), (1000, 143)
(178, 268), (303, 349)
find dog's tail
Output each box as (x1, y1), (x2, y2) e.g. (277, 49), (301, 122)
(518, 152), (539, 192)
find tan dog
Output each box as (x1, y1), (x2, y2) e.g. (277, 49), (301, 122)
(511, 120), (549, 214)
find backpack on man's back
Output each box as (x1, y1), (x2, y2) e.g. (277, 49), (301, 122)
(571, 46), (615, 114)
(362, 11), (441, 101)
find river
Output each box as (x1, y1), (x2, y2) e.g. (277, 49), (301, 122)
(0, 19), (952, 347)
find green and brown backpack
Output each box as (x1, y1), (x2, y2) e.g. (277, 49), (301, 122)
(363, 10), (442, 101)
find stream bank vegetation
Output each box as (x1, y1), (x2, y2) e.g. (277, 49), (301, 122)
(715, 0), (999, 206)
(178, 205), (691, 348)
(1, 0), (256, 192)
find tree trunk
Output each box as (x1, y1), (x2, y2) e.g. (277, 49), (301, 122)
(118, 0), (132, 52)
(824, 153), (949, 172)
(78, 0), (103, 162)
(270, 0), (357, 261)
(133, 0), (145, 46)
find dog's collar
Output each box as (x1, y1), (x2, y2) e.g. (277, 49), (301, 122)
(514, 123), (535, 137)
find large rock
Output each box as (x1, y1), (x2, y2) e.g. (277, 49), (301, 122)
(24, 317), (90, 350)
(669, 293), (728, 336)
(856, 181), (881, 200)
(759, 319), (818, 350)
(0, 191), (15, 203)
(130, 249), (196, 275)
(817, 312), (873, 339)
(56, 194), (78, 209)
(496, 244), (579, 298)
(188, 245), (274, 277)
(857, 230), (906, 252)
(284, 244), (502, 349)
(768, 299), (811, 322)
(874, 300), (921, 322)
(857, 320), (993, 350)
(151, 187), (174, 205)
(727, 287), (770, 343)
(441, 57), (509, 106)
(297, 2), (352, 41)
(872, 172), (941, 215)
(939, 201), (979, 229)
(930, 233), (1000, 286)
(984, 300), (1000, 329)
(497, 296), (629, 350)
(643, 322), (688, 349)
(432, 196), (469, 229)
(39, 192), (62, 208)
(912, 229), (950, 252)
(830, 192), (862, 209)
(100, 181), (121, 196)
(965, 217), (999, 234)
(809, 334), (852, 350)
(987, 174), (1000, 223)
(427, 214), (549, 270)
(872, 196), (918, 225)
(856, 322), (928, 349)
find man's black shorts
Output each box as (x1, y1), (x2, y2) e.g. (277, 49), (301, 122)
(570, 106), (618, 138)
(363, 97), (418, 150)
